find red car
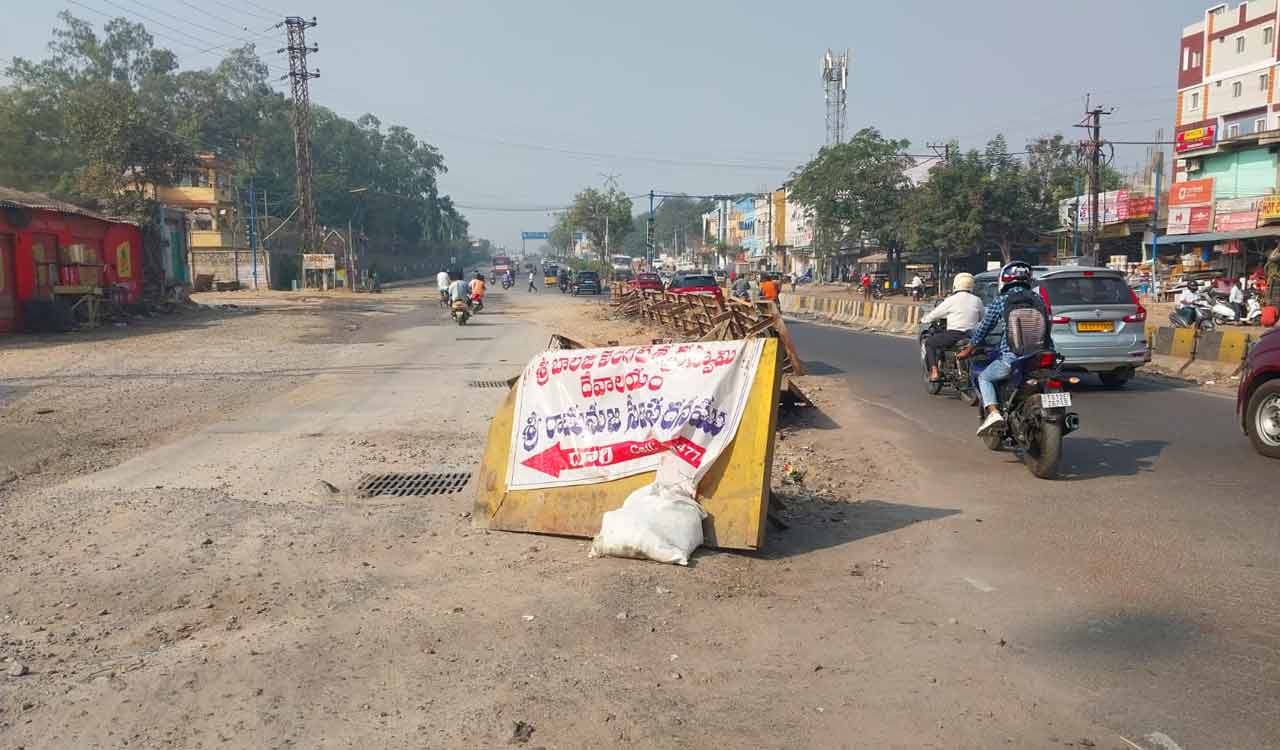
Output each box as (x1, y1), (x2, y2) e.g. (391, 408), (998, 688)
(1238, 329), (1280, 458)
(667, 273), (724, 304)
(630, 272), (664, 292)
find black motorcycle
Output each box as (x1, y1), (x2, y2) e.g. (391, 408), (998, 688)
(969, 348), (1081, 479)
(920, 320), (977, 403)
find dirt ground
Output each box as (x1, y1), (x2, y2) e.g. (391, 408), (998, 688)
(1, 285), (1131, 749)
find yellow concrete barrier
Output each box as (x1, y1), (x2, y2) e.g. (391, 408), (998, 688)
(473, 339), (782, 550)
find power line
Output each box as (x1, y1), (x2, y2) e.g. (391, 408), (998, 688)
(172, 0), (281, 44)
(206, 0), (279, 23)
(117, 0), (276, 48)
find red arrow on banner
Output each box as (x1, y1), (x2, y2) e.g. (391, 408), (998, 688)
(521, 437), (702, 478)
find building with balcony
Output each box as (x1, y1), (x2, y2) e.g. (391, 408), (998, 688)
(151, 154), (268, 288)
(1171, 1), (1280, 283)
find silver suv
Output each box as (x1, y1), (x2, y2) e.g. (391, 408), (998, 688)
(973, 265), (1150, 387)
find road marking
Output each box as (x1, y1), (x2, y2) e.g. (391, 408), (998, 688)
(1143, 732), (1185, 750)
(963, 577), (995, 592)
(1118, 737), (1144, 750)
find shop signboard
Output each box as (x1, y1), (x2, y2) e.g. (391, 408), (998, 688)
(1175, 125), (1216, 153)
(1168, 178), (1215, 206)
(302, 253), (336, 270)
(1260, 195), (1280, 223)
(1213, 197), (1260, 232)
(1127, 195), (1157, 219)
(1058, 189), (1130, 228)
(1167, 204), (1214, 235)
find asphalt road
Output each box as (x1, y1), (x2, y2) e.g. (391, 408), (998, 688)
(788, 320), (1279, 749)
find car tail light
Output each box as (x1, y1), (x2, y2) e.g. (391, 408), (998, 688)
(1123, 289), (1147, 322)
(1047, 378), (1064, 389)
(1038, 352), (1057, 369)
(1038, 285), (1066, 324)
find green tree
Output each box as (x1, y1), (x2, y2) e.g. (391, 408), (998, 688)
(789, 127), (915, 268)
(566, 187), (633, 255)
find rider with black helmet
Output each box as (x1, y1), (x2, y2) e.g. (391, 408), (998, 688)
(958, 261), (1054, 436)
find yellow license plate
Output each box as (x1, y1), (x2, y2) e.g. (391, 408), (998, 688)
(1076, 321), (1115, 333)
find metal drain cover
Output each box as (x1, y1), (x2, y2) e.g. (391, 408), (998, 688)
(467, 379), (512, 389)
(356, 471), (471, 498)
(456, 336), (493, 341)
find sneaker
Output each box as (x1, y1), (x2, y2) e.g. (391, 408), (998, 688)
(976, 411), (1005, 436)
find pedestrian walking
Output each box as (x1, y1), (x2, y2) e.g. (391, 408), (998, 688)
(528, 270), (538, 293)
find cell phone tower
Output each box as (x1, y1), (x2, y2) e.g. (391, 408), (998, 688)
(821, 49), (850, 146)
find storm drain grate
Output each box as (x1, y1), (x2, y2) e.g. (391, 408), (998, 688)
(456, 336), (494, 341)
(468, 379), (512, 389)
(356, 471), (471, 498)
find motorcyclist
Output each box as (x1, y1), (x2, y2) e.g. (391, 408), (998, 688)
(436, 267), (451, 305)
(1176, 281), (1200, 326)
(469, 272), (487, 311)
(447, 276), (471, 307)
(957, 262), (1053, 436)
(920, 272), (984, 383)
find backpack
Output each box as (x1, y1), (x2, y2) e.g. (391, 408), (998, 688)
(1002, 288), (1048, 356)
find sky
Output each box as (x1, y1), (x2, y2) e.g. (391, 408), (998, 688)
(1, 0), (1217, 250)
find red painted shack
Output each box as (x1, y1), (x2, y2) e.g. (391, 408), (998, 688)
(0, 187), (142, 333)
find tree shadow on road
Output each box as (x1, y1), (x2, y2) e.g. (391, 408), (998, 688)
(752, 497), (960, 559)
(1058, 437), (1169, 480)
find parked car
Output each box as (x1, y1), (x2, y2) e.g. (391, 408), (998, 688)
(973, 265), (1149, 387)
(630, 272), (664, 292)
(571, 270), (602, 295)
(667, 273), (724, 304)
(1238, 329), (1280, 459)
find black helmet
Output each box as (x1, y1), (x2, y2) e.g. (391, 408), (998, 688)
(999, 261), (1033, 294)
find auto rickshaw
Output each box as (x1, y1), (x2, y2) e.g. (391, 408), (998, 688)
(543, 264), (560, 288)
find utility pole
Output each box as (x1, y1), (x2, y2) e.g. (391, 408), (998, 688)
(247, 177), (259, 289)
(647, 190), (656, 267)
(1075, 96), (1113, 259)
(280, 16), (319, 288)
(926, 142), (954, 284)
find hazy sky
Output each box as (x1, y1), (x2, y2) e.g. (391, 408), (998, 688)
(3, 0), (1215, 249)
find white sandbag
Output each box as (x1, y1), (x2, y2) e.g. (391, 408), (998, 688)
(589, 462), (707, 566)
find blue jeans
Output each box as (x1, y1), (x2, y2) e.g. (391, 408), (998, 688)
(978, 359), (1012, 409)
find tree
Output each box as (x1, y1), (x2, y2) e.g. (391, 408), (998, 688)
(903, 147), (985, 263)
(788, 127), (915, 269)
(566, 187), (632, 255)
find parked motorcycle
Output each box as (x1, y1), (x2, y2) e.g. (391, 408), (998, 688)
(1207, 292), (1262, 326)
(969, 349), (1081, 479)
(919, 320), (976, 403)
(450, 299), (470, 325)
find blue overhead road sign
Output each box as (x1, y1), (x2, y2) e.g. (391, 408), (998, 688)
(521, 231), (550, 240)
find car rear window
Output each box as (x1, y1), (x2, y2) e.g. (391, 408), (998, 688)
(578, 272), (598, 280)
(1042, 276), (1131, 306)
(638, 274), (660, 282)
(674, 275), (715, 287)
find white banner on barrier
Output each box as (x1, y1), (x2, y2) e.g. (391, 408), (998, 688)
(507, 340), (765, 491)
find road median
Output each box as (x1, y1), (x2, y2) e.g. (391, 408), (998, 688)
(782, 291), (1256, 383)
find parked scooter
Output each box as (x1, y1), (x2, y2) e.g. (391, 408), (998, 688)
(1209, 293), (1262, 326)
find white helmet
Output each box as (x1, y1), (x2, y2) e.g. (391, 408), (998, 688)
(952, 272), (975, 292)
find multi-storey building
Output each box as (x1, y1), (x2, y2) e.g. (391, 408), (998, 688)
(151, 154), (268, 288)
(1171, 1), (1280, 280)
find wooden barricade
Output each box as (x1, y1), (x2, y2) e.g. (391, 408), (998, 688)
(609, 283), (804, 375)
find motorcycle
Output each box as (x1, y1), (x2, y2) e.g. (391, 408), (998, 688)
(501, 275), (514, 290)
(1208, 292), (1262, 326)
(919, 320), (977, 403)
(470, 294), (484, 313)
(969, 349), (1081, 479)
(450, 299), (470, 325)
(1168, 293), (1217, 332)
